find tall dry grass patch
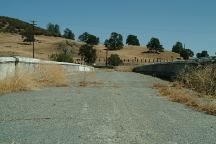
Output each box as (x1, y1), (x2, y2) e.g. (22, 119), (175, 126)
(36, 64), (70, 87)
(0, 71), (37, 95)
(0, 64), (69, 95)
(178, 64), (216, 97)
(153, 83), (216, 116)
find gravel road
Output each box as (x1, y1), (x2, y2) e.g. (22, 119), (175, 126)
(0, 71), (216, 144)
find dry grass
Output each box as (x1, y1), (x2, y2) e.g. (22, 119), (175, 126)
(153, 83), (216, 116)
(0, 33), (180, 61)
(36, 64), (70, 87)
(0, 71), (37, 95)
(0, 64), (69, 95)
(114, 66), (135, 72)
(178, 64), (216, 97)
(79, 81), (104, 87)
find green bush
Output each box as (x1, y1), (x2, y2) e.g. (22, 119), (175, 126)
(50, 54), (73, 63)
(108, 54), (123, 66)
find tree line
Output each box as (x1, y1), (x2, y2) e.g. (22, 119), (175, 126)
(22, 22), (211, 64)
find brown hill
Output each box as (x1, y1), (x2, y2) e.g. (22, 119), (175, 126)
(0, 33), (180, 64)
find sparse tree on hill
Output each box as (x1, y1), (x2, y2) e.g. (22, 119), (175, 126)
(196, 50), (209, 58)
(78, 32), (99, 45)
(21, 28), (35, 43)
(180, 49), (194, 60)
(79, 44), (97, 64)
(172, 42), (184, 54)
(105, 32), (124, 50)
(47, 23), (61, 37)
(184, 49), (194, 57)
(63, 28), (75, 40)
(147, 38), (164, 53)
(172, 41), (194, 60)
(126, 35), (140, 46)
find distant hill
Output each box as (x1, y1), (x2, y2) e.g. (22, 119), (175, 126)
(0, 16), (47, 35)
(0, 16), (180, 64)
(0, 33), (180, 63)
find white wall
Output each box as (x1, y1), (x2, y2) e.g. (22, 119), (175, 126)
(0, 57), (94, 80)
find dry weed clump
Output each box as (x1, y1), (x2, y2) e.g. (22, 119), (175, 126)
(0, 64), (69, 95)
(114, 66), (135, 72)
(178, 64), (216, 97)
(0, 71), (37, 95)
(36, 64), (70, 87)
(153, 83), (216, 116)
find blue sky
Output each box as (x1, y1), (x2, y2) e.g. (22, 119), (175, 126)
(1, 0), (216, 55)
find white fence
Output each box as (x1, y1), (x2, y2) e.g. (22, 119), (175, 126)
(0, 56), (94, 80)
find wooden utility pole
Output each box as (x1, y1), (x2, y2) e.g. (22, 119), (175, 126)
(105, 48), (108, 67)
(31, 20), (37, 58)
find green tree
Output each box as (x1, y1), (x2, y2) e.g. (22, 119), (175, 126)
(185, 49), (194, 57)
(79, 44), (97, 64)
(105, 32), (124, 50)
(172, 41), (194, 59)
(180, 49), (190, 60)
(108, 54), (123, 66)
(126, 35), (140, 46)
(172, 42), (184, 54)
(21, 28), (35, 43)
(47, 23), (61, 37)
(146, 38), (164, 53)
(196, 50), (209, 58)
(78, 32), (99, 45)
(63, 28), (75, 40)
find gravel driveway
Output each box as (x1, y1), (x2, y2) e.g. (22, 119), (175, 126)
(0, 70), (216, 144)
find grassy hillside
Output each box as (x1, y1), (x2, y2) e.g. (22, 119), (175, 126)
(0, 16), (180, 64)
(0, 33), (180, 63)
(0, 16), (47, 35)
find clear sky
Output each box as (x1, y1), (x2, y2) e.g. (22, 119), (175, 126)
(1, 0), (216, 55)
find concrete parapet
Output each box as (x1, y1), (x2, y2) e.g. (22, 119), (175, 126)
(133, 61), (198, 80)
(0, 57), (94, 80)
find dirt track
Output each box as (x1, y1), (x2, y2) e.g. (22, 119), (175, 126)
(0, 71), (216, 144)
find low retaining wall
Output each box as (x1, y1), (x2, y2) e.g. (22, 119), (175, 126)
(133, 61), (198, 80)
(0, 57), (94, 80)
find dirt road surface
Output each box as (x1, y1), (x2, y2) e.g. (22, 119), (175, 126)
(0, 71), (216, 144)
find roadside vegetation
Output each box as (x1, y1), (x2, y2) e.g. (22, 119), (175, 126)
(154, 64), (216, 115)
(108, 54), (123, 66)
(0, 64), (69, 95)
(178, 64), (216, 96)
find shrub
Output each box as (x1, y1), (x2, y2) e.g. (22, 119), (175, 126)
(108, 54), (123, 66)
(50, 53), (73, 63)
(178, 64), (216, 96)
